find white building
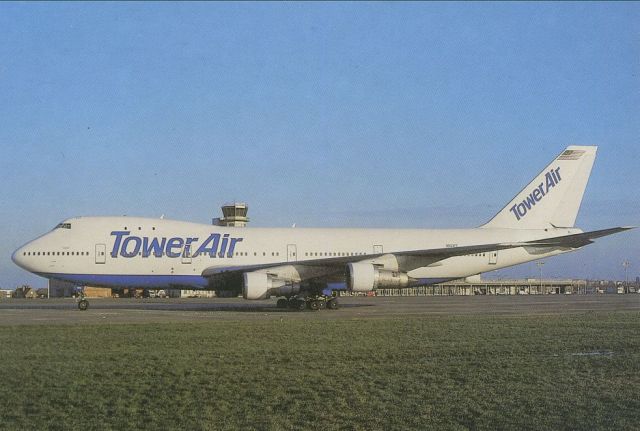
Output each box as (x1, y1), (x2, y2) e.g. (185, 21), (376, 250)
(167, 289), (216, 298)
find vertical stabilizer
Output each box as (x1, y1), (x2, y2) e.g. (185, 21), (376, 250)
(482, 146), (597, 229)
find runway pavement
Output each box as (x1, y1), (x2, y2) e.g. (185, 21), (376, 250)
(0, 294), (638, 325)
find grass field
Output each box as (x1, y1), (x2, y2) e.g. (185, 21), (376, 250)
(1, 311), (638, 430)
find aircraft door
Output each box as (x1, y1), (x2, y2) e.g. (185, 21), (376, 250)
(287, 244), (297, 262)
(95, 244), (106, 264)
(181, 244), (192, 264)
(489, 251), (498, 265)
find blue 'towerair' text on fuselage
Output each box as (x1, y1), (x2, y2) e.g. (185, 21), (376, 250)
(110, 232), (243, 258)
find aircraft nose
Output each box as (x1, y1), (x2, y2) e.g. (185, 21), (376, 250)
(12, 246), (27, 269)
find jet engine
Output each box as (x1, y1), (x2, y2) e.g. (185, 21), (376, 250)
(242, 272), (300, 300)
(346, 262), (410, 292)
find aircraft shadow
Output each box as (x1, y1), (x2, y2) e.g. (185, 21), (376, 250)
(0, 301), (374, 313)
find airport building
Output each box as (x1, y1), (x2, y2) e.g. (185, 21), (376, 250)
(49, 279), (77, 297)
(166, 289), (216, 298)
(346, 278), (589, 297)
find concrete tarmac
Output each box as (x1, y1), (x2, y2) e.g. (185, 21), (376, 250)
(0, 294), (638, 325)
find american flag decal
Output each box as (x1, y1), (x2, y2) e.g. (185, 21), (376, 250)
(558, 149), (585, 160)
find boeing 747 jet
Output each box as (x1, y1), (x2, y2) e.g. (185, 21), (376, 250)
(12, 146), (632, 310)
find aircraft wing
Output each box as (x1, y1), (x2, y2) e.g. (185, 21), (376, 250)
(202, 241), (528, 278)
(201, 226), (633, 285)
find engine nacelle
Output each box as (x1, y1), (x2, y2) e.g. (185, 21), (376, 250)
(243, 272), (272, 300)
(347, 262), (410, 292)
(242, 272), (300, 300)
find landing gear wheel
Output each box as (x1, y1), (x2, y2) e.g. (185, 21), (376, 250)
(318, 300), (327, 310)
(327, 299), (339, 310)
(309, 300), (320, 311)
(295, 299), (307, 311)
(277, 298), (288, 308)
(78, 299), (89, 311)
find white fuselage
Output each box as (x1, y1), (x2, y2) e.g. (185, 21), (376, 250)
(12, 216), (580, 290)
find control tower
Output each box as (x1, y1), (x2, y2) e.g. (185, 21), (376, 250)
(213, 202), (249, 227)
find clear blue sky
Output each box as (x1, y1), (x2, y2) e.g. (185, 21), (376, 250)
(1, 2), (638, 288)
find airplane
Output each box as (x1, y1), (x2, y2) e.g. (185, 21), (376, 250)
(11, 146), (633, 311)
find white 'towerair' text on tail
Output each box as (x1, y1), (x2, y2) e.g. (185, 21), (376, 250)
(482, 146), (597, 229)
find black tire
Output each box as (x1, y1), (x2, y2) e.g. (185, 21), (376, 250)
(327, 299), (339, 310)
(295, 300), (307, 311)
(309, 300), (320, 311)
(318, 300), (327, 310)
(277, 298), (288, 308)
(78, 299), (89, 311)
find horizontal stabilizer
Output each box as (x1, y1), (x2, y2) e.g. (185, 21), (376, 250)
(521, 226), (634, 248)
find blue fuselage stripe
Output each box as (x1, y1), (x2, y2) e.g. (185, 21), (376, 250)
(37, 273), (208, 289)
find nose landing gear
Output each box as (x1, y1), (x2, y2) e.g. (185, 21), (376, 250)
(77, 292), (89, 311)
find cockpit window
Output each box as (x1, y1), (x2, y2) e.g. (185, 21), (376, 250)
(55, 223), (71, 229)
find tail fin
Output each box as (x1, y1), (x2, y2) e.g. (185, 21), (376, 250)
(482, 146), (597, 229)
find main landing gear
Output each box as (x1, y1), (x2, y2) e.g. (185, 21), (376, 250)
(276, 295), (339, 311)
